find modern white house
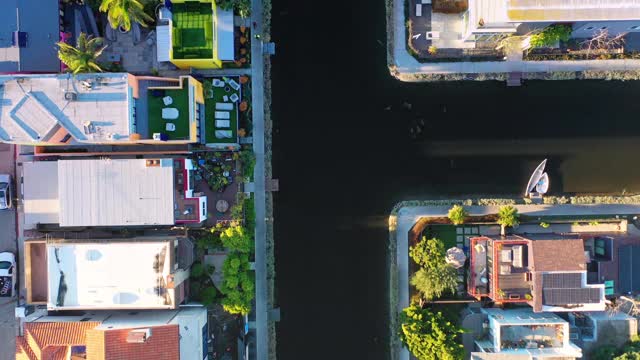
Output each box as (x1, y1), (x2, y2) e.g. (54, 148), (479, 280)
(464, 0), (640, 43)
(472, 308), (583, 359)
(24, 237), (195, 311)
(16, 306), (208, 360)
(22, 157), (207, 228)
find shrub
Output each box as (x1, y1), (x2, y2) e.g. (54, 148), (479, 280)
(447, 205), (467, 225)
(540, 222), (550, 228)
(529, 25), (572, 48)
(220, 225), (253, 253)
(399, 304), (465, 360)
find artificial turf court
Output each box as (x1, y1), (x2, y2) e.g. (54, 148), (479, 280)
(172, 2), (214, 59)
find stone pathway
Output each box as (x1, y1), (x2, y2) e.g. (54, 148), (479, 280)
(101, 29), (158, 74)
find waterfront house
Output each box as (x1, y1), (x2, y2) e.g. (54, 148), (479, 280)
(22, 158), (207, 228)
(468, 234), (606, 312)
(15, 306), (208, 360)
(0, 73), (205, 146)
(471, 308), (583, 359)
(156, 0), (235, 69)
(24, 236), (195, 311)
(465, 0), (640, 43)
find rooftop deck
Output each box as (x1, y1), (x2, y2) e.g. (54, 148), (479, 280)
(148, 82), (192, 140)
(0, 74), (131, 145)
(171, 2), (214, 60)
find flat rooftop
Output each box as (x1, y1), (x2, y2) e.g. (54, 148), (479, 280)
(23, 158), (175, 227)
(0, 0), (60, 72)
(507, 0), (640, 22)
(46, 241), (174, 310)
(0, 73), (131, 144)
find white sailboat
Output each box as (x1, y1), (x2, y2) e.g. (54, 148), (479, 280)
(525, 159), (549, 197)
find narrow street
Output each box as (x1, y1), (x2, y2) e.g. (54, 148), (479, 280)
(0, 144), (17, 360)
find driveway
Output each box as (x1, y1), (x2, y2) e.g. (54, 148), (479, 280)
(0, 144), (17, 360)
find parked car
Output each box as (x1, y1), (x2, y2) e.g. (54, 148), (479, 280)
(0, 252), (16, 297)
(0, 174), (11, 210)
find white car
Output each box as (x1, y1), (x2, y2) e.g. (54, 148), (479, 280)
(0, 252), (16, 298)
(0, 174), (11, 210)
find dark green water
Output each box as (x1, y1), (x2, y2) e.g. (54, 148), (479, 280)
(271, 1), (640, 359)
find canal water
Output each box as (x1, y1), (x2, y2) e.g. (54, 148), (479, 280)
(271, 0), (640, 359)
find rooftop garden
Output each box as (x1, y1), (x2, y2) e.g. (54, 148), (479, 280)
(203, 77), (245, 144)
(172, 2), (214, 60)
(147, 85), (191, 140)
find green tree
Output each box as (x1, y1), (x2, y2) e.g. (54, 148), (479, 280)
(409, 238), (458, 300)
(410, 267), (457, 301)
(57, 33), (106, 74)
(447, 205), (467, 225)
(99, 0), (153, 32)
(220, 253), (254, 315)
(529, 25), (572, 48)
(399, 304), (465, 360)
(200, 286), (217, 307)
(217, 0), (251, 18)
(220, 225), (253, 252)
(497, 205), (519, 236)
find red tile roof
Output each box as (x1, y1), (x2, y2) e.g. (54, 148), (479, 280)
(16, 322), (100, 360)
(86, 324), (180, 360)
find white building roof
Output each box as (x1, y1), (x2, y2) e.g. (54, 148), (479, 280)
(507, 0), (640, 22)
(156, 24), (172, 62)
(217, 9), (235, 61)
(0, 73), (132, 144)
(23, 161), (59, 227)
(47, 241), (174, 310)
(57, 158), (175, 227)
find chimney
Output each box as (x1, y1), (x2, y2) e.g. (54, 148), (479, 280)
(126, 328), (152, 343)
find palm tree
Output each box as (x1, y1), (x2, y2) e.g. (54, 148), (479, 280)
(99, 0), (153, 32)
(57, 33), (106, 74)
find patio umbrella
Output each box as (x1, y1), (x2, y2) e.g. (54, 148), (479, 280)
(216, 199), (229, 213)
(446, 247), (467, 269)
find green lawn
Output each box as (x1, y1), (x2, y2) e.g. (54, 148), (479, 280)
(203, 78), (238, 144)
(425, 225), (458, 250)
(148, 87), (190, 140)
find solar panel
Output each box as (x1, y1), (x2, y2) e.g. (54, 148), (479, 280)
(543, 288), (601, 305)
(542, 273), (582, 288)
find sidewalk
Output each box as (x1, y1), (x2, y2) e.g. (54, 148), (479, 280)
(391, 202), (640, 360)
(391, 0), (640, 77)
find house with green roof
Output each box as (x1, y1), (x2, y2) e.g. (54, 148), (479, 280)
(157, 0), (235, 69)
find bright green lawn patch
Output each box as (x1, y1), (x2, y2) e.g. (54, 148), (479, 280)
(203, 78), (238, 144)
(147, 87), (190, 140)
(172, 3), (213, 59)
(427, 225), (458, 250)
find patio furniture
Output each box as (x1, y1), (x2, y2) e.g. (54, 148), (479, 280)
(223, 95), (229, 102)
(500, 249), (512, 263)
(166, 123), (176, 131)
(499, 264), (511, 275)
(512, 245), (523, 268)
(215, 111), (230, 119)
(163, 96), (173, 106)
(421, 0), (431, 3)
(216, 102), (234, 110)
(228, 79), (240, 91)
(152, 133), (169, 141)
(215, 130), (233, 139)
(162, 108), (179, 119)
(216, 120), (230, 128)
(216, 199), (229, 213)
(229, 93), (239, 102)
(206, 89), (214, 99)
(605, 280), (615, 296)
(224, 86), (231, 92)
(416, 4), (422, 16)
(427, 31), (440, 39)
(212, 79), (225, 87)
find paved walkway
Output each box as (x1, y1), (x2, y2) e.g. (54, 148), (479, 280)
(392, 202), (640, 360)
(391, 0), (640, 76)
(250, 0), (268, 358)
